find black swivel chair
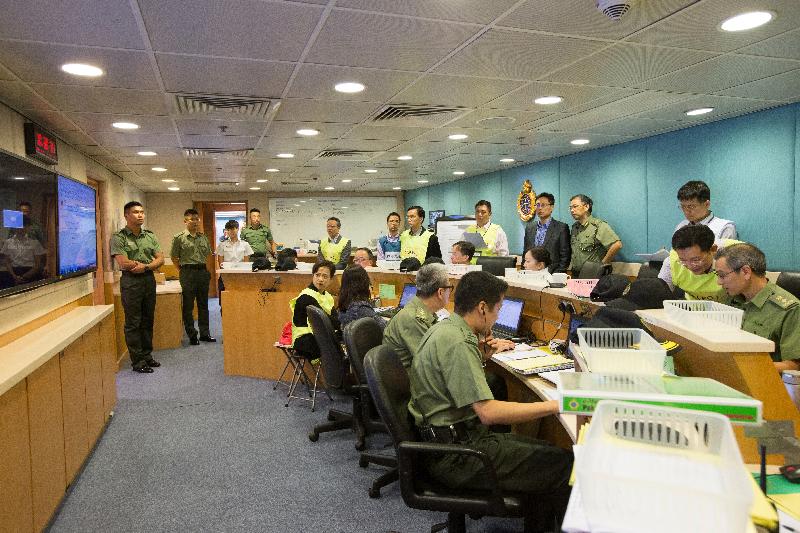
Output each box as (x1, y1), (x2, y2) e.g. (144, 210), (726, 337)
(777, 272), (800, 299)
(364, 344), (543, 533)
(306, 307), (366, 449)
(343, 318), (398, 498)
(637, 261), (662, 279)
(475, 256), (518, 277)
(577, 261), (611, 279)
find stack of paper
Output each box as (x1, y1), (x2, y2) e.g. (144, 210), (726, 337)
(494, 347), (574, 375)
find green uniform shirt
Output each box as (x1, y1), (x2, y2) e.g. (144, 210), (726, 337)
(570, 215), (620, 273)
(240, 224), (273, 255)
(110, 226), (161, 263)
(382, 296), (438, 369)
(170, 230), (211, 265)
(728, 283), (800, 362)
(27, 220), (45, 244)
(408, 313), (494, 427)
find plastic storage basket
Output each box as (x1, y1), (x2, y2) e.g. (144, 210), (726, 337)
(577, 328), (666, 375)
(567, 278), (598, 297)
(576, 400), (753, 533)
(664, 299), (744, 330)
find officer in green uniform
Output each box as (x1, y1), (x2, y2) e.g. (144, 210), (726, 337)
(409, 271), (572, 526)
(568, 194), (622, 274)
(382, 263), (451, 368)
(239, 207), (276, 258)
(110, 201), (164, 373)
(170, 208), (215, 345)
(716, 243), (800, 372)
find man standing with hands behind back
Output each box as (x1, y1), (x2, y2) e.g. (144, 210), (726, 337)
(110, 201), (164, 373)
(171, 208), (215, 345)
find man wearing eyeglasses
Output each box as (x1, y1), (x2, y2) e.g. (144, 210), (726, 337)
(715, 243), (800, 372)
(658, 225), (741, 301)
(523, 192), (571, 273)
(674, 180), (737, 240)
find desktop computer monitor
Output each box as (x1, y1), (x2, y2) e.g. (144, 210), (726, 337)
(398, 284), (417, 308)
(492, 297), (524, 338)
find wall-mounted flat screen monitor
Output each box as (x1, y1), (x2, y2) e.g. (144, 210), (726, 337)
(0, 151), (58, 297)
(57, 175), (97, 278)
(429, 210), (445, 227)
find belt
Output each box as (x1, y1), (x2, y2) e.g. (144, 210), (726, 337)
(419, 420), (477, 444)
(121, 270), (154, 277)
(180, 264), (207, 270)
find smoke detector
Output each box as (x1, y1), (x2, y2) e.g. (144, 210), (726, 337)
(596, 0), (632, 21)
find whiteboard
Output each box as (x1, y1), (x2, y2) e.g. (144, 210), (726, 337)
(436, 217), (476, 264)
(268, 196), (399, 249)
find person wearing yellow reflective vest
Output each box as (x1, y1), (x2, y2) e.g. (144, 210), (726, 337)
(400, 206), (442, 262)
(466, 200), (509, 259)
(289, 260), (339, 359)
(318, 216), (351, 270)
(658, 224), (741, 301)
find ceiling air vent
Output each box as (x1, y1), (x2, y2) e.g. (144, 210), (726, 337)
(174, 94), (275, 117)
(184, 148), (254, 158)
(372, 104), (470, 127)
(313, 149), (375, 161)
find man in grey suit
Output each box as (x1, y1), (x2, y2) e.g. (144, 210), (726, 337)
(523, 192), (571, 273)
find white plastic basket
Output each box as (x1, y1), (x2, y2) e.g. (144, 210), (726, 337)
(505, 268), (552, 285)
(567, 278), (598, 297)
(664, 300), (744, 330)
(577, 328), (666, 375)
(576, 400), (753, 533)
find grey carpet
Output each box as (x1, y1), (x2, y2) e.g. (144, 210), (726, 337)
(48, 298), (524, 533)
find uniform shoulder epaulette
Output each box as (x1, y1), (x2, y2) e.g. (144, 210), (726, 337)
(769, 290), (799, 310)
(414, 306), (431, 323)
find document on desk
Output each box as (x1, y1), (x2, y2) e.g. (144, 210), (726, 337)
(492, 345), (550, 362)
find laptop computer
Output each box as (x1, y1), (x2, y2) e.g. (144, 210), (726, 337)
(491, 297), (524, 340)
(376, 283), (417, 318)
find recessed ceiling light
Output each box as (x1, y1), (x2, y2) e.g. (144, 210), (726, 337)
(364, 169), (378, 173)
(453, 171), (465, 175)
(342, 206), (349, 209)
(249, 187), (261, 190)
(61, 63), (103, 77)
(294, 204), (301, 207)
(570, 139), (590, 145)
(265, 168), (279, 172)
(720, 11), (773, 32)
(137, 151), (157, 156)
(300, 200), (306, 203)
(334, 82), (365, 93)
(324, 186), (335, 190)
(112, 122), (139, 130)
(161, 179), (176, 183)
(296, 128), (319, 136)
(417, 179), (429, 183)
(341, 179), (352, 183)
(13, 176), (25, 180)
(534, 96), (563, 105)
(448, 133), (468, 140)
(397, 155), (412, 160)
(392, 186), (402, 190)
(151, 167), (167, 172)
(276, 153), (294, 158)
(500, 158), (515, 163)
(685, 107), (714, 116)
(168, 187), (180, 191)
(257, 179), (268, 183)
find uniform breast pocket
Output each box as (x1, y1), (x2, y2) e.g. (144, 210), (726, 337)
(576, 230), (599, 252)
(747, 318), (772, 340)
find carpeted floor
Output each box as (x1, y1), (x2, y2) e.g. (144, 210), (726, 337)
(48, 299), (524, 532)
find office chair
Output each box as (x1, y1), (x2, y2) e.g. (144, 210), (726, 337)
(475, 256), (517, 277)
(637, 261), (661, 279)
(577, 261), (611, 279)
(343, 318), (399, 498)
(777, 272), (800, 299)
(306, 307), (366, 449)
(364, 344), (549, 533)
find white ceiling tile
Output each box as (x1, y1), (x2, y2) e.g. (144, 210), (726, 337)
(0, 63), (16, 81)
(390, 74), (524, 107)
(487, 82), (628, 112)
(74, 145), (109, 156)
(288, 64), (421, 102)
(342, 124), (428, 141)
(0, 81), (54, 110)
(445, 108), (551, 130)
(307, 10), (478, 71)
(65, 113), (175, 133)
(139, 0), (324, 60)
(275, 98), (380, 123)
(180, 135), (261, 150)
(717, 68), (800, 101)
(18, 110), (79, 132)
(335, 0), (520, 24)
(176, 119), (267, 137)
(638, 94), (785, 121)
(91, 132), (179, 147)
(737, 29), (800, 60)
(267, 121), (354, 139)
(30, 85), (169, 114)
(57, 130), (100, 146)
(586, 117), (683, 136)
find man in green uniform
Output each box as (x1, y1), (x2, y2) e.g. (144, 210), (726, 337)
(568, 194), (622, 275)
(382, 263), (451, 368)
(239, 207), (276, 259)
(170, 208), (215, 345)
(409, 271), (572, 526)
(716, 243), (800, 372)
(110, 201), (164, 373)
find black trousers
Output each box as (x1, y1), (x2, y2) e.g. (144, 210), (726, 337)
(179, 267), (211, 340)
(120, 271), (156, 368)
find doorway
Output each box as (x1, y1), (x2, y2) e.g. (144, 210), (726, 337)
(194, 201), (248, 298)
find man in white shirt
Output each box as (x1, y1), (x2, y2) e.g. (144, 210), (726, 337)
(674, 180), (737, 240)
(1, 216), (46, 286)
(466, 200), (509, 257)
(216, 220), (253, 310)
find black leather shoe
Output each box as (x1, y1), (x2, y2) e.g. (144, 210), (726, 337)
(199, 336), (217, 343)
(145, 359), (161, 367)
(132, 366), (154, 374)
(189, 338), (200, 345)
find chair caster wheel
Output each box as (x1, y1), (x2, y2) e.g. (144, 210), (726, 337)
(358, 456), (369, 468)
(355, 440), (366, 451)
(308, 432), (319, 442)
(368, 487), (381, 499)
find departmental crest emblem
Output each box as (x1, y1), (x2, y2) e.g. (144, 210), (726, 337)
(516, 179), (537, 222)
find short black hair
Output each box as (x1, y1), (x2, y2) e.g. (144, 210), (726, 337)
(535, 192), (555, 205)
(386, 212), (401, 222)
(313, 260), (336, 277)
(184, 208), (199, 218)
(677, 180), (711, 203)
(475, 199), (492, 213)
(224, 219), (240, 230)
(570, 194), (593, 214)
(327, 217), (341, 228)
(525, 246), (552, 267)
(407, 205), (425, 219)
(423, 256), (445, 265)
(123, 201), (142, 214)
(18, 201), (32, 209)
(671, 224), (715, 252)
(452, 240), (476, 260)
(454, 271), (508, 315)
(354, 247), (375, 261)
(715, 243), (767, 277)
(249, 208), (260, 214)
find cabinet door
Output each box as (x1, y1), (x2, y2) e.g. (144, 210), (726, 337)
(61, 337), (88, 485)
(83, 326), (105, 445)
(0, 381), (34, 532)
(27, 356), (67, 531)
(99, 315), (117, 419)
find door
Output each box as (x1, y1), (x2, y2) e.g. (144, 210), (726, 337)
(193, 201), (247, 298)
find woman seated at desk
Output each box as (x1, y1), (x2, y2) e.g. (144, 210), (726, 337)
(523, 246), (551, 272)
(338, 265), (385, 330)
(289, 260), (339, 359)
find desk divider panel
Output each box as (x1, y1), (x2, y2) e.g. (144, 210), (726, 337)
(0, 380), (34, 532)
